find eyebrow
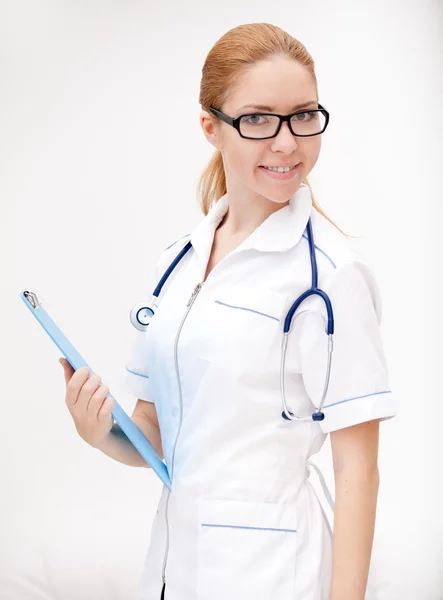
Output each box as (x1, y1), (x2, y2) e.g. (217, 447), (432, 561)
(236, 101), (318, 115)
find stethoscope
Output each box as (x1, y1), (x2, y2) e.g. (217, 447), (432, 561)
(130, 218), (334, 423)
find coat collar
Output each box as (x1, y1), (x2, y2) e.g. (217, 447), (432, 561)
(190, 183), (313, 264)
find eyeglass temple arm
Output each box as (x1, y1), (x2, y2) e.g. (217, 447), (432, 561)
(208, 106), (235, 127)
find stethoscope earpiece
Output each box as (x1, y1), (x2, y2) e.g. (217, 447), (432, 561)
(281, 410), (325, 422)
(312, 412), (325, 421)
(281, 411), (294, 420)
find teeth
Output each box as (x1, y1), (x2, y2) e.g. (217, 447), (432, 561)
(263, 165), (296, 173)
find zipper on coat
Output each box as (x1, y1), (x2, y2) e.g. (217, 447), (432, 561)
(160, 281), (204, 597)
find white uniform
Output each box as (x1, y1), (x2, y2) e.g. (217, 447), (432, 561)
(122, 183), (397, 600)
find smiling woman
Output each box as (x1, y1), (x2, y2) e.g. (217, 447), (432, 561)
(119, 22), (397, 600)
(198, 24), (347, 239)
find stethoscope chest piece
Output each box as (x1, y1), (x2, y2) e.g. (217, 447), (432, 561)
(130, 302), (155, 331)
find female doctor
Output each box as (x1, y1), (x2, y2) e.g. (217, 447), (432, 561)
(61, 22), (396, 600)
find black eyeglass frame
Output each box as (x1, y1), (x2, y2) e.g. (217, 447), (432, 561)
(208, 103), (330, 140)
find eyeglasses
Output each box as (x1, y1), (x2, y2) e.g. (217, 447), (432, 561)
(208, 104), (329, 140)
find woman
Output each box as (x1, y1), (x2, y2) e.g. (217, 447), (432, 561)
(62, 22), (396, 600)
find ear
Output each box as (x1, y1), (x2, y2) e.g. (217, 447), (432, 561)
(200, 109), (222, 150)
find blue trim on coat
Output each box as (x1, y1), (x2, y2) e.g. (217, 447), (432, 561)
(302, 234), (337, 269)
(214, 300), (279, 321)
(319, 390), (392, 410)
(165, 233), (191, 250)
(201, 523), (297, 533)
(126, 367), (150, 379)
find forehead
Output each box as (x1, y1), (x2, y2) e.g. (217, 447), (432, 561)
(224, 56), (317, 114)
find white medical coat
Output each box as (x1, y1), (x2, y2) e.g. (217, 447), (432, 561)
(122, 183), (397, 600)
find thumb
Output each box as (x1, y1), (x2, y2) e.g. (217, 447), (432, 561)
(59, 357), (74, 380)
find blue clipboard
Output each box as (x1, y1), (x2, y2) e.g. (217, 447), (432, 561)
(19, 289), (171, 491)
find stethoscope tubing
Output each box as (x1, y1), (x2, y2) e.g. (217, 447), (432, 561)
(130, 218), (334, 423)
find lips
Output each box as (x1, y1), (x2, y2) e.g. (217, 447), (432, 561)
(260, 163), (300, 168)
(259, 164), (300, 180)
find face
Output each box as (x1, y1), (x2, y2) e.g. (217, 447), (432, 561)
(200, 55), (322, 207)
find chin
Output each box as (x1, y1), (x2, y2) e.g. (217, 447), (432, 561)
(254, 171), (303, 199)
(259, 185), (302, 205)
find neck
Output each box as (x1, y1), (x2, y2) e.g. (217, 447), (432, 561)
(218, 197), (290, 237)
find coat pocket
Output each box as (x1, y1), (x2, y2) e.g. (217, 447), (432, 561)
(196, 498), (297, 600)
(194, 288), (289, 374)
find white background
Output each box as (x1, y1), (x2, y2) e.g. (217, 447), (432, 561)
(1, 1), (442, 598)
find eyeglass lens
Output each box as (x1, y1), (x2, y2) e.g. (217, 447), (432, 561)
(239, 111), (326, 138)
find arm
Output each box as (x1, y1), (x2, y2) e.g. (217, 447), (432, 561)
(328, 419), (381, 600)
(95, 399), (163, 467)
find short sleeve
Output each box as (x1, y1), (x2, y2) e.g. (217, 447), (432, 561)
(119, 252), (166, 403)
(121, 325), (156, 402)
(298, 257), (397, 433)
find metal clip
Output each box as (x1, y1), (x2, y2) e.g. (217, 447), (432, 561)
(23, 290), (40, 309)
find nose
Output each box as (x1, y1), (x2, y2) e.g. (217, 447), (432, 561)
(271, 120), (298, 151)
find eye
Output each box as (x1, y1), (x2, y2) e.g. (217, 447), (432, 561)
(292, 111), (310, 122)
(243, 114), (267, 125)
(292, 111), (318, 122)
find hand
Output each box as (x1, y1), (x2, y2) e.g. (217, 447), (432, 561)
(60, 358), (115, 449)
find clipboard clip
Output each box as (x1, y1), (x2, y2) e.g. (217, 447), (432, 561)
(23, 290), (41, 309)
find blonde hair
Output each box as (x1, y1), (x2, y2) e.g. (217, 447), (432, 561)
(197, 22), (352, 238)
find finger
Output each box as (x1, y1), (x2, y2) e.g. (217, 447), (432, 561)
(60, 358), (74, 384)
(77, 373), (102, 413)
(65, 366), (93, 408)
(98, 395), (114, 421)
(90, 384), (110, 418)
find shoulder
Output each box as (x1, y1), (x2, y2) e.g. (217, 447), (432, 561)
(309, 209), (383, 321)
(154, 231), (192, 275)
(164, 232), (192, 252)
(308, 208), (360, 270)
